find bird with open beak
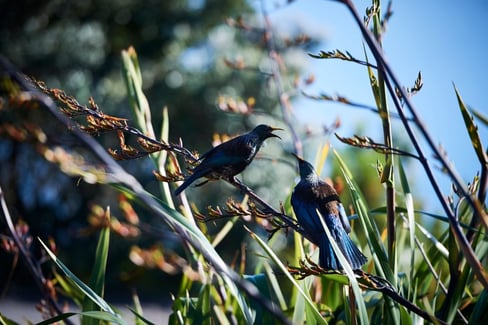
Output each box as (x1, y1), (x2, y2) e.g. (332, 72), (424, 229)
(174, 124), (282, 196)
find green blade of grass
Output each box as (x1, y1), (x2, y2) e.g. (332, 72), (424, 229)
(211, 216), (239, 248)
(128, 306), (156, 325)
(121, 47), (154, 138)
(316, 209), (368, 325)
(111, 184), (254, 323)
(471, 107), (488, 127)
(38, 239), (126, 325)
(263, 262), (288, 311)
(246, 227), (327, 325)
(334, 149), (400, 324)
(156, 106), (175, 208)
(0, 313), (23, 325)
(415, 221), (449, 259)
(469, 289), (488, 324)
(196, 284), (211, 325)
(82, 207), (111, 325)
(398, 159), (416, 300)
(130, 291), (149, 325)
(53, 270), (85, 305)
(121, 48), (175, 209)
(36, 311), (128, 325)
(454, 85), (487, 166)
(334, 150), (392, 280)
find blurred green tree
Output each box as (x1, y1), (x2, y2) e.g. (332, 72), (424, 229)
(0, 0), (323, 295)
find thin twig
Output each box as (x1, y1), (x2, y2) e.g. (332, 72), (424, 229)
(301, 90), (415, 122)
(228, 177), (304, 235)
(32, 77), (197, 162)
(309, 49), (378, 68)
(335, 133), (420, 159)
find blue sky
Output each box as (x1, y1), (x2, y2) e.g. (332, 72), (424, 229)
(265, 0), (488, 211)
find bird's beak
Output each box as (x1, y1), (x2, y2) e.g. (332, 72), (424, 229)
(269, 127), (283, 139)
(291, 153), (303, 174)
(291, 153), (303, 161)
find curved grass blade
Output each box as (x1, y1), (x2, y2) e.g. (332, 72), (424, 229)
(121, 48), (174, 209)
(130, 291), (151, 325)
(469, 289), (488, 324)
(333, 150), (393, 281)
(82, 207), (111, 325)
(398, 158), (418, 319)
(121, 47), (154, 138)
(397, 161), (414, 268)
(112, 184), (255, 323)
(316, 209), (368, 325)
(471, 107), (488, 127)
(38, 238), (126, 325)
(334, 149), (400, 323)
(36, 311), (127, 325)
(263, 262), (288, 311)
(246, 226), (326, 325)
(454, 85), (487, 166)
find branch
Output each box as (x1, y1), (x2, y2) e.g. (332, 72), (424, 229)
(335, 133), (420, 159)
(302, 90), (415, 122)
(309, 49), (377, 68)
(227, 177), (305, 238)
(31, 78), (197, 162)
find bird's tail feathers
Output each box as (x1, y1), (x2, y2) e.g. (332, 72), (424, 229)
(319, 236), (339, 270)
(319, 228), (367, 270)
(336, 230), (368, 270)
(174, 172), (201, 196)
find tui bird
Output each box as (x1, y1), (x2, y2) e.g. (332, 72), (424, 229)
(174, 124), (282, 196)
(291, 154), (367, 270)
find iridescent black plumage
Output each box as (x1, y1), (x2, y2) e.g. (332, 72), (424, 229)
(174, 125), (281, 196)
(291, 155), (367, 270)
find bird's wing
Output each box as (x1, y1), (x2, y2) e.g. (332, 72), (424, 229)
(198, 136), (253, 167)
(337, 203), (351, 233)
(291, 191), (322, 245)
(313, 181), (352, 233)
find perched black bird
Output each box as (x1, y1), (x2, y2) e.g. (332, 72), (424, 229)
(291, 154), (367, 270)
(174, 124), (282, 196)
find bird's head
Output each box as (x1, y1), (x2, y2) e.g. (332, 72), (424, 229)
(292, 153), (318, 181)
(252, 124), (282, 140)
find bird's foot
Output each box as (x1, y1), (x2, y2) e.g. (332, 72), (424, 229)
(266, 225), (285, 241)
(194, 180), (210, 187)
(287, 263), (320, 279)
(355, 271), (395, 291)
(287, 257), (340, 278)
(229, 177), (252, 193)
